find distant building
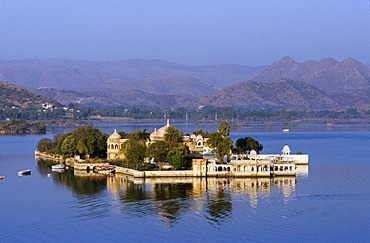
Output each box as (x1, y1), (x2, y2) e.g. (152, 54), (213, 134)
(107, 129), (127, 160)
(106, 119), (211, 161)
(149, 118), (171, 142)
(41, 103), (54, 110)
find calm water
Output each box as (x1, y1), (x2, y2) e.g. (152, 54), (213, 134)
(1, 124), (370, 242)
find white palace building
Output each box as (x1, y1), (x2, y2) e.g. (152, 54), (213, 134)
(105, 119), (308, 178)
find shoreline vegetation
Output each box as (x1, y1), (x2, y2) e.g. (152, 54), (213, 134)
(2, 99), (370, 125)
(36, 121), (266, 173)
(0, 119), (46, 134)
(2, 116), (370, 134)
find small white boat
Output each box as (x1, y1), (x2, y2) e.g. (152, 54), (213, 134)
(18, 169), (31, 176)
(282, 129), (290, 133)
(52, 169), (65, 173)
(52, 164), (65, 170)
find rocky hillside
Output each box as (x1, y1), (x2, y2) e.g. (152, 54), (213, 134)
(0, 82), (62, 110)
(2, 57), (370, 110)
(253, 56), (370, 106)
(198, 79), (337, 109)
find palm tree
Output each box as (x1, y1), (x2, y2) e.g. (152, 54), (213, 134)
(129, 129), (151, 144)
(164, 126), (181, 143)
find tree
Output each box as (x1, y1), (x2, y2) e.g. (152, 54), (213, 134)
(206, 120), (234, 162)
(129, 129), (150, 144)
(147, 141), (169, 162)
(53, 132), (71, 154)
(53, 126), (108, 159)
(167, 143), (190, 170)
(192, 129), (209, 138)
(70, 126), (108, 159)
(37, 138), (53, 152)
(77, 139), (89, 157)
(218, 120), (230, 137)
(207, 132), (233, 163)
(61, 134), (77, 156)
(164, 126), (181, 143)
(118, 131), (129, 139)
(235, 138), (247, 154)
(122, 139), (147, 170)
(235, 136), (263, 154)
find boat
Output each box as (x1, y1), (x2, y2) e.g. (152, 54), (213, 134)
(52, 164), (65, 170)
(282, 129), (290, 133)
(52, 168), (65, 173)
(93, 165), (116, 174)
(0, 176), (5, 180)
(18, 169), (31, 176)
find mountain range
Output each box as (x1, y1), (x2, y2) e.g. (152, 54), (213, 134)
(1, 57), (370, 110)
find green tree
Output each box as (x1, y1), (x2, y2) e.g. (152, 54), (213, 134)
(118, 131), (129, 139)
(70, 126), (108, 159)
(207, 121), (233, 162)
(122, 139), (147, 170)
(207, 132), (233, 163)
(37, 138), (53, 152)
(167, 143), (190, 170)
(52, 126), (108, 159)
(129, 129), (150, 144)
(218, 120), (230, 137)
(192, 129), (209, 138)
(235, 137), (263, 154)
(61, 134), (77, 156)
(53, 132), (71, 154)
(235, 138), (247, 154)
(164, 126), (181, 143)
(147, 141), (169, 162)
(77, 139), (89, 156)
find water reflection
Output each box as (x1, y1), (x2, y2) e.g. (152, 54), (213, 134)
(205, 186), (232, 225)
(37, 160), (300, 225)
(38, 159), (107, 195)
(107, 175), (297, 225)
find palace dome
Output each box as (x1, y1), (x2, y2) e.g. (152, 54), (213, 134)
(150, 119), (170, 141)
(109, 129), (121, 140)
(282, 145), (291, 155)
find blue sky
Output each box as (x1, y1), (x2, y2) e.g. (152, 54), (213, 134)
(0, 0), (369, 66)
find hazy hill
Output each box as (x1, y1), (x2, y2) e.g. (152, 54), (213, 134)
(3, 57), (370, 110)
(100, 75), (215, 97)
(0, 59), (263, 93)
(252, 56), (370, 106)
(36, 87), (197, 109)
(198, 79), (338, 109)
(0, 82), (61, 110)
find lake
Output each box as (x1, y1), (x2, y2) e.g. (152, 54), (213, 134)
(1, 123), (370, 242)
